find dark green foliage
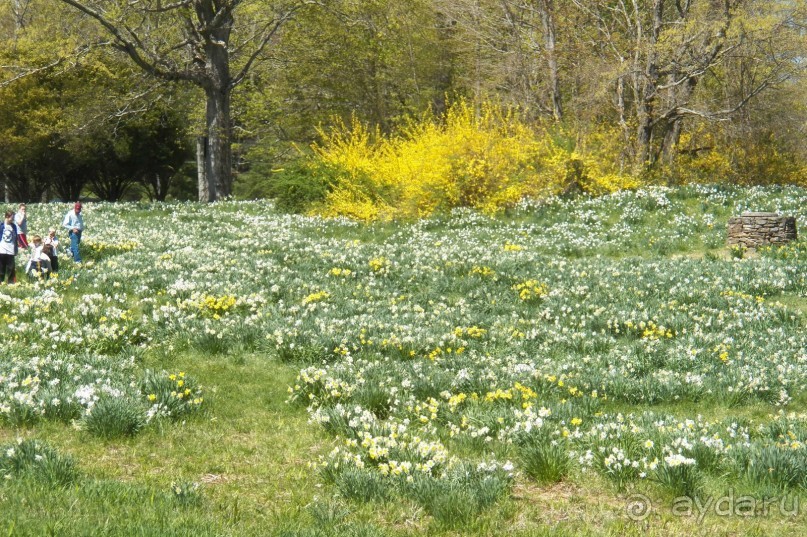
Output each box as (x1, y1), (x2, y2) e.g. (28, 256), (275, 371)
(518, 435), (571, 484)
(744, 446), (806, 491)
(267, 162), (339, 214)
(403, 464), (511, 528)
(237, 159), (331, 212)
(352, 383), (392, 420)
(82, 396), (147, 439)
(654, 461), (703, 497)
(82, 104), (192, 202)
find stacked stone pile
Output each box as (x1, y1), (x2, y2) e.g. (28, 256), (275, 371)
(727, 212), (797, 248)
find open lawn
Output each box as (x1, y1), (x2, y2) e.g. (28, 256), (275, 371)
(0, 185), (805, 536)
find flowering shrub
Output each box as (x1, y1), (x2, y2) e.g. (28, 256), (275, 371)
(307, 100), (634, 219)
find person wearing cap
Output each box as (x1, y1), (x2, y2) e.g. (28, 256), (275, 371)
(62, 201), (85, 263)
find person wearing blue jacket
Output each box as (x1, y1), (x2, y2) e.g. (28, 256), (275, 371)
(62, 201), (85, 263)
(0, 211), (20, 284)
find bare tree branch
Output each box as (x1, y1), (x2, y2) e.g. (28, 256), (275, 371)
(141, 0), (193, 12)
(231, 2), (311, 87)
(57, 0), (205, 84)
(0, 58), (64, 87)
(658, 72), (788, 124)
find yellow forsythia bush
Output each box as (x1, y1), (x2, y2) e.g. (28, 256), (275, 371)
(308, 99), (635, 220)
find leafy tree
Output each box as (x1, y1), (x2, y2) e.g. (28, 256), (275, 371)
(569, 0), (803, 170)
(125, 106), (194, 201)
(54, 0), (314, 201)
(234, 0), (454, 194)
(273, 0), (450, 131)
(3, 0), (805, 199)
(75, 104), (193, 201)
(0, 74), (64, 201)
(84, 143), (138, 202)
(439, 0), (568, 120)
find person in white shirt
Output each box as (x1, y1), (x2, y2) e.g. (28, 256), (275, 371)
(25, 235), (52, 278)
(62, 201), (85, 263)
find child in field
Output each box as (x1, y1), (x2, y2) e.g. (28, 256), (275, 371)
(25, 235), (52, 278)
(43, 228), (60, 273)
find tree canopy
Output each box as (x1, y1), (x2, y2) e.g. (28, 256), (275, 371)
(1, 0), (804, 203)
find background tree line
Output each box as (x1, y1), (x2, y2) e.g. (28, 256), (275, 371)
(0, 0), (804, 203)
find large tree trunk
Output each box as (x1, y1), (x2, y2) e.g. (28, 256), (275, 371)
(660, 117), (683, 167)
(660, 77), (698, 166)
(204, 85), (232, 200)
(198, 0), (233, 201)
(636, 89), (655, 165)
(154, 173), (163, 202)
(146, 172), (170, 202)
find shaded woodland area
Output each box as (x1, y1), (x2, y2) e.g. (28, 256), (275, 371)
(1, 0), (804, 203)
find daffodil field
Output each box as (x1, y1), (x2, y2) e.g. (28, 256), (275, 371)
(1, 184), (806, 535)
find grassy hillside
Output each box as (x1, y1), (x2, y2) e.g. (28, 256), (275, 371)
(0, 185), (805, 536)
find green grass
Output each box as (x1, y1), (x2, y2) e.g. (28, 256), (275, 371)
(770, 294), (807, 316)
(1, 187), (806, 536)
(2, 353), (805, 536)
(0, 353), (334, 536)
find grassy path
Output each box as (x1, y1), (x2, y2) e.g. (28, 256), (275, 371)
(0, 354), (332, 536)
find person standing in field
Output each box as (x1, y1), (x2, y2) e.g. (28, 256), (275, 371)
(43, 228), (60, 273)
(0, 211), (20, 284)
(62, 201), (85, 263)
(15, 203), (29, 250)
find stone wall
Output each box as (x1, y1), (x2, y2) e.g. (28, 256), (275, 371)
(727, 212), (798, 248)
